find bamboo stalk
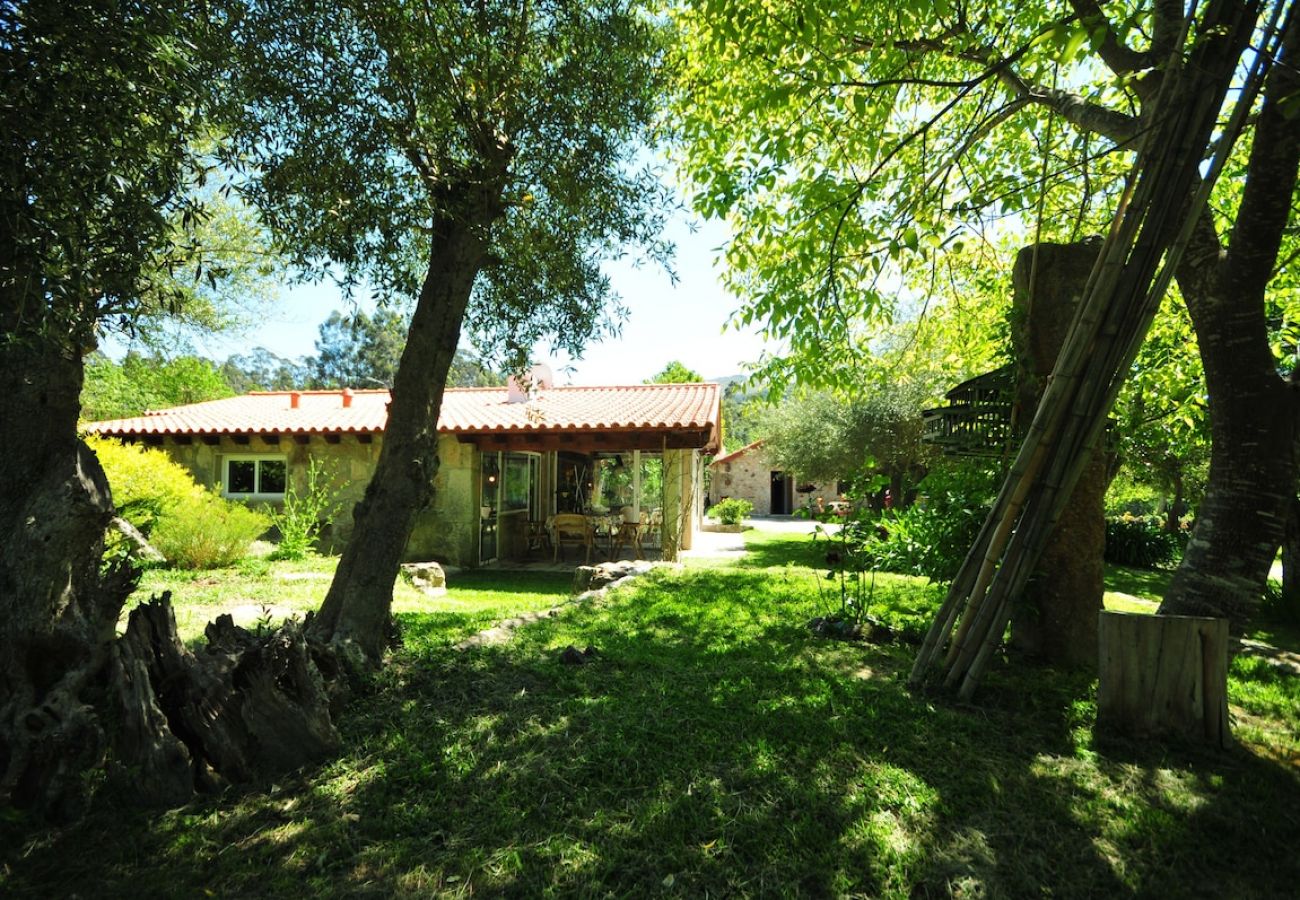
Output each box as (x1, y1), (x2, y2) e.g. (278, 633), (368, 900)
(944, 0), (1268, 696)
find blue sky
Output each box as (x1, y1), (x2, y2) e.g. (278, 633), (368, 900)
(186, 210), (773, 386)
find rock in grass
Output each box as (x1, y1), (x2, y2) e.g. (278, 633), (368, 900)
(558, 644), (600, 665)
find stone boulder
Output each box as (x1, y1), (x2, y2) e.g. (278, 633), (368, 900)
(401, 561), (447, 597)
(572, 559), (656, 595)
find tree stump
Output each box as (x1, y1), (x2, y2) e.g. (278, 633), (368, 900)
(1096, 611), (1231, 747)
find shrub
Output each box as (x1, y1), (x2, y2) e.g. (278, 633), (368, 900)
(268, 457), (338, 560)
(85, 434), (204, 533)
(1104, 514), (1185, 569)
(708, 497), (753, 525)
(150, 492), (269, 569)
(860, 461), (1000, 582)
(87, 434), (267, 568)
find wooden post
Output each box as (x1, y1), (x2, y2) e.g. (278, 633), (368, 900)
(1097, 611), (1231, 748)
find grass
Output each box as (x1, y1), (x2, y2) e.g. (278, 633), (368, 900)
(127, 556), (573, 647)
(4, 534), (1299, 897)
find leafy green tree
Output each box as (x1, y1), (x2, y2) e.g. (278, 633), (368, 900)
(224, 0), (671, 663)
(720, 378), (763, 451)
(220, 346), (310, 392)
(305, 308), (504, 389)
(673, 0), (1300, 629)
(2, 0), (228, 816)
(1113, 292), (1210, 529)
(81, 352), (235, 422)
(761, 383), (937, 500)
(308, 309), (410, 389)
(645, 360), (704, 383)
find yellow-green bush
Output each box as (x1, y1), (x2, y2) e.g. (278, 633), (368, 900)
(150, 492), (269, 569)
(85, 434), (204, 532)
(86, 435), (267, 568)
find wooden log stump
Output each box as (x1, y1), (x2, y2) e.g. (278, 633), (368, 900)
(1097, 611), (1231, 748)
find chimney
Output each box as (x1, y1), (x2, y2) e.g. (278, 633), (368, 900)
(290, 391), (300, 409)
(341, 388), (353, 409)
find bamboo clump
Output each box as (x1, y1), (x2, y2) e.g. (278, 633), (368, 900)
(909, 0), (1283, 698)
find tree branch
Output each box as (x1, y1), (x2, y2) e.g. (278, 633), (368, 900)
(1068, 0), (1159, 100)
(1223, 7), (1300, 301)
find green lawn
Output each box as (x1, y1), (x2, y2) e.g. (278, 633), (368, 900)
(127, 556), (573, 648)
(4, 536), (1298, 897)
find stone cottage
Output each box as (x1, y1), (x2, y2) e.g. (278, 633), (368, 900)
(85, 381), (721, 567)
(708, 440), (839, 516)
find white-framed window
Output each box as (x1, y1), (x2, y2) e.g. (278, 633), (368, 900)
(222, 455), (288, 500)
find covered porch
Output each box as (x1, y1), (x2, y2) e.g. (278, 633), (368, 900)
(466, 437), (710, 567)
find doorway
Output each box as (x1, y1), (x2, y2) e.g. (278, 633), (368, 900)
(770, 471), (791, 515)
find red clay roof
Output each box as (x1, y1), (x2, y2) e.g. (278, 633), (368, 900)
(85, 384), (722, 450)
(709, 439), (765, 467)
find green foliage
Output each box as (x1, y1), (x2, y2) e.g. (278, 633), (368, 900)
(150, 493), (268, 570)
(86, 435), (266, 568)
(85, 435), (208, 534)
(719, 377), (763, 450)
(220, 347), (310, 392)
(268, 458), (338, 560)
(1104, 515), (1186, 570)
(707, 497), (752, 525)
(308, 309), (409, 389)
(1112, 290), (1209, 516)
(810, 522), (877, 634)
(304, 308), (502, 389)
(4, 0), (238, 348)
(645, 360), (704, 384)
(1104, 471), (1165, 517)
(861, 461), (1002, 581)
(223, 0), (673, 369)
(80, 352), (235, 422)
(670, 0), (1134, 392)
(760, 383), (937, 487)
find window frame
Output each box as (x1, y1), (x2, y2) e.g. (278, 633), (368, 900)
(222, 454), (289, 501)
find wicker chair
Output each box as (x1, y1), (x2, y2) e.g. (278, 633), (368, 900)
(551, 513), (594, 564)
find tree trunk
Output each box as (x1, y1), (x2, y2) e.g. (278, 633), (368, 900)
(1280, 495), (1300, 620)
(0, 330), (342, 819)
(1160, 17), (1300, 628)
(1274, 496), (1294, 621)
(1164, 469), (1185, 534)
(1008, 240), (1108, 667)
(0, 325), (139, 818)
(312, 186), (505, 665)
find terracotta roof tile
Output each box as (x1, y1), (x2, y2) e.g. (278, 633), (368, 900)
(709, 439), (765, 467)
(85, 384), (722, 449)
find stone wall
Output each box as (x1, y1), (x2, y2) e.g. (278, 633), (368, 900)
(407, 436), (478, 566)
(710, 444), (837, 516)
(158, 433), (380, 550)
(157, 432), (480, 565)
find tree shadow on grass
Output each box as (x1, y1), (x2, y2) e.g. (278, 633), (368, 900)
(1103, 564), (1173, 601)
(729, 532), (829, 571)
(5, 568), (1298, 898)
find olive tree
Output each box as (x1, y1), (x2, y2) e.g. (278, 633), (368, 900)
(223, 0), (671, 664)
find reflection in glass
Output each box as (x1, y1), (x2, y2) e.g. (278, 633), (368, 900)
(260, 460), (287, 494)
(227, 460), (256, 494)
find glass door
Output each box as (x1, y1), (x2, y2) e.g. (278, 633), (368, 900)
(479, 452), (500, 564)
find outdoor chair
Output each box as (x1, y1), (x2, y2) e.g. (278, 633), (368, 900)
(612, 510), (647, 560)
(551, 513), (594, 564)
(526, 519), (551, 557)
